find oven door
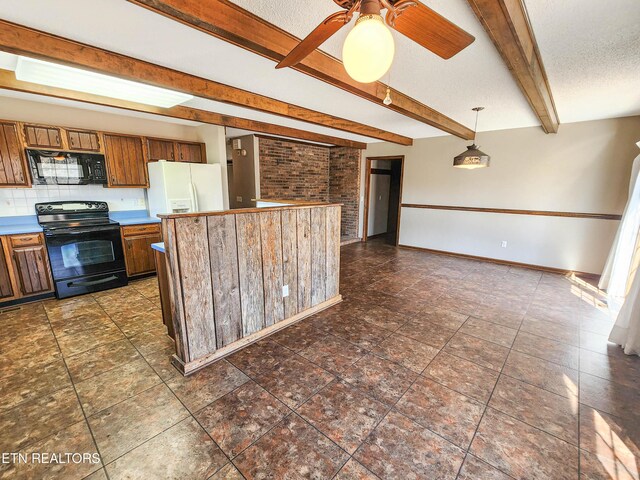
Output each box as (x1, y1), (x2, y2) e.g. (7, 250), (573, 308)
(44, 225), (126, 281)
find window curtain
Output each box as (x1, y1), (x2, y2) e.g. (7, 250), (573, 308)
(600, 145), (640, 355)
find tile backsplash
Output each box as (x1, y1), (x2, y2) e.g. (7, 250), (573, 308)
(0, 185), (147, 216)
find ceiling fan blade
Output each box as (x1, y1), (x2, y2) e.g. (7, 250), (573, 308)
(276, 11), (349, 69)
(388, 1), (475, 59)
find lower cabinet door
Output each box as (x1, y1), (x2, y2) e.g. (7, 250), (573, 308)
(12, 245), (53, 296)
(123, 234), (161, 277)
(0, 237), (16, 300)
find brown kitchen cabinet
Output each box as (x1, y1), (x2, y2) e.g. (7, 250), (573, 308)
(0, 237), (17, 301)
(121, 223), (162, 277)
(66, 129), (101, 152)
(103, 133), (149, 188)
(176, 141), (205, 163)
(146, 138), (176, 162)
(23, 124), (63, 149)
(0, 121), (30, 188)
(6, 233), (53, 298)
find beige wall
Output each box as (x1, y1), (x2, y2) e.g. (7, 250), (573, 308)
(363, 116), (640, 273)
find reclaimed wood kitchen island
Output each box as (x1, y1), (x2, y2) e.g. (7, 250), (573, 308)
(158, 201), (342, 375)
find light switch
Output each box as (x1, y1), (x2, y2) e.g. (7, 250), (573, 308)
(282, 285), (289, 297)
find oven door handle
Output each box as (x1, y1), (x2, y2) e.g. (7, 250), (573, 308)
(67, 275), (119, 288)
(45, 226), (120, 235)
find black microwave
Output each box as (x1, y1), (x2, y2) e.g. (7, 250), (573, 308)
(26, 149), (108, 185)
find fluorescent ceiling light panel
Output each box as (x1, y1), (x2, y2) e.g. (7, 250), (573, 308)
(14, 56), (193, 108)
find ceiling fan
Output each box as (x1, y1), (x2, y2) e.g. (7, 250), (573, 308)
(276, 0), (475, 84)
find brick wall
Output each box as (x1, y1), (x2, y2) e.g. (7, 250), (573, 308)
(329, 147), (361, 239)
(258, 136), (361, 240)
(258, 137), (329, 202)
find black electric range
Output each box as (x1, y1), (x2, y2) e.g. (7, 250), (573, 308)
(36, 201), (128, 299)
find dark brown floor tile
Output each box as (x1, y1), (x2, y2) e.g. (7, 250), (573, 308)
(396, 376), (484, 449)
(580, 448), (639, 480)
(166, 359), (249, 413)
(580, 404), (640, 470)
(0, 386), (83, 452)
(396, 320), (456, 349)
(65, 339), (140, 382)
(298, 380), (387, 454)
(489, 375), (578, 445)
(75, 358), (162, 416)
(503, 350), (579, 398)
(334, 458), (379, 480)
(209, 463), (244, 479)
(354, 410), (464, 479)
(470, 408), (579, 480)
(444, 332), (510, 371)
(580, 330), (620, 356)
(252, 354), (334, 408)
(423, 352), (499, 404)
(512, 331), (579, 369)
(0, 358), (70, 413)
(88, 383), (189, 463)
(195, 381), (289, 458)
(580, 348), (640, 389)
(129, 330), (175, 357)
(459, 317), (518, 348)
(580, 372), (640, 422)
(520, 317), (580, 346)
(418, 307), (469, 330)
(354, 304), (409, 331)
(342, 354), (417, 405)
(226, 339), (294, 376)
(457, 454), (513, 480)
(299, 334), (367, 375)
(0, 421), (102, 480)
(328, 319), (393, 349)
(270, 321), (328, 352)
(580, 317), (615, 336)
(234, 414), (348, 479)
(477, 310), (524, 330)
(106, 417), (227, 480)
(370, 333), (439, 373)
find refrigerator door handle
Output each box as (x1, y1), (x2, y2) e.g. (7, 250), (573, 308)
(190, 182), (199, 212)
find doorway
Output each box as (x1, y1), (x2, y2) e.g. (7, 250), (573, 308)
(363, 156), (404, 246)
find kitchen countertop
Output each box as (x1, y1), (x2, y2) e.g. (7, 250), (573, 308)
(151, 242), (165, 253)
(0, 209), (160, 235)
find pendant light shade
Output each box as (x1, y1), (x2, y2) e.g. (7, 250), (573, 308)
(454, 107), (490, 169)
(343, 14), (395, 83)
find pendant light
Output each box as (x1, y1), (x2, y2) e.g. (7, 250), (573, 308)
(342, 1), (395, 83)
(453, 107), (490, 169)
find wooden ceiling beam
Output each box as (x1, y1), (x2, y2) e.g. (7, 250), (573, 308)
(0, 70), (367, 149)
(127, 0), (475, 140)
(466, 0), (559, 133)
(0, 19), (408, 146)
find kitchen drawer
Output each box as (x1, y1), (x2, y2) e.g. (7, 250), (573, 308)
(9, 233), (43, 248)
(121, 223), (161, 237)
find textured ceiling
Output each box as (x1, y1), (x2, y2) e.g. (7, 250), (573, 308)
(0, 0), (637, 144)
(523, 0), (640, 123)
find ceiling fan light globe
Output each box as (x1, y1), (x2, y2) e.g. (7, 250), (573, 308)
(342, 14), (395, 83)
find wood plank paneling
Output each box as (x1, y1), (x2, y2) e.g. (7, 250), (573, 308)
(236, 213), (265, 336)
(175, 217), (216, 360)
(260, 210), (284, 326)
(325, 206), (341, 299)
(162, 219), (189, 361)
(208, 215), (242, 348)
(281, 209), (299, 319)
(296, 208), (312, 311)
(310, 207), (326, 306)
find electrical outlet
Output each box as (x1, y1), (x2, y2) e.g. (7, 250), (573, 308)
(282, 285), (289, 298)
(501, 241), (508, 248)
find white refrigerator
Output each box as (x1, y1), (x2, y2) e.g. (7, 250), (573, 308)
(147, 161), (224, 218)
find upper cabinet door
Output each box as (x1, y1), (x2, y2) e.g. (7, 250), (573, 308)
(23, 124), (63, 149)
(0, 122), (30, 187)
(66, 129), (101, 152)
(146, 138), (176, 162)
(176, 142), (206, 163)
(103, 134), (149, 188)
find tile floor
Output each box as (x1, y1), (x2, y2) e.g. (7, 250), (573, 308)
(0, 240), (639, 479)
